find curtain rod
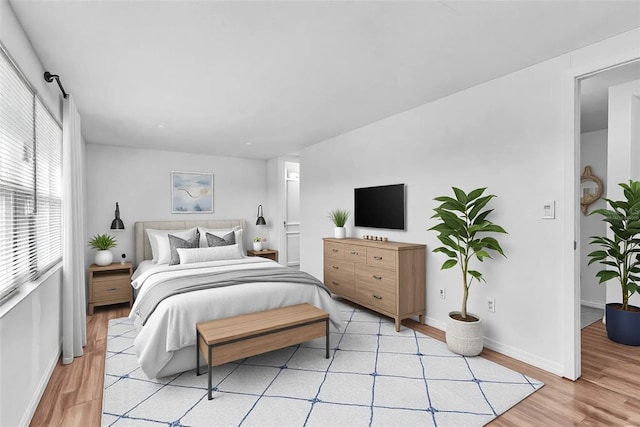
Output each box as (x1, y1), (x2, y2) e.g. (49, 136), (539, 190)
(43, 71), (68, 99)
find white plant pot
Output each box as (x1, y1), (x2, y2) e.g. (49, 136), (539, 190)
(95, 250), (113, 266)
(253, 241), (263, 251)
(445, 311), (483, 356)
(334, 227), (346, 239)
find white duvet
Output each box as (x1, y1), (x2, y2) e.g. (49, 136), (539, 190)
(129, 257), (343, 378)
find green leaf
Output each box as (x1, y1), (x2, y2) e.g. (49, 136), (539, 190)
(452, 187), (468, 204)
(468, 195), (496, 220)
(466, 187), (487, 203)
(468, 270), (484, 281)
(441, 259), (458, 270)
(596, 270), (620, 283)
(433, 246), (457, 258)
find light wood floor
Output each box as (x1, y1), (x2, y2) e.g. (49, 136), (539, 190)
(30, 305), (640, 426)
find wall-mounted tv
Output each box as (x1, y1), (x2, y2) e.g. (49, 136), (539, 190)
(354, 184), (405, 230)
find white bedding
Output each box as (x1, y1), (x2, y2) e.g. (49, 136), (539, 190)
(129, 257), (343, 379)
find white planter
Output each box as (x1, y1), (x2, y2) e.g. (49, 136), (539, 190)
(445, 311), (483, 356)
(95, 250), (113, 266)
(334, 227), (346, 239)
(253, 241), (263, 251)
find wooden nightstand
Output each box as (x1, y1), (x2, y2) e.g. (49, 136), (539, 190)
(246, 249), (279, 262)
(88, 262), (133, 315)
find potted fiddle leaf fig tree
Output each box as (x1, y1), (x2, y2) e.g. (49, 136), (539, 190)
(587, 180), (640, 346)
(429, 187), (507, 356)
(328, 209), (350, 239)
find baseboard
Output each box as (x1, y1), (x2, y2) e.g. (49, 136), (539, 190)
(581, 300), (605, 310)
(424, 316), (564, 377)
(20, 340), (61, 427)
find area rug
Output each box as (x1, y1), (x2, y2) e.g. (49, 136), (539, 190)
(103, 300), (543, 426)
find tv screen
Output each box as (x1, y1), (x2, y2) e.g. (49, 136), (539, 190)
(354, 184), (405, 230)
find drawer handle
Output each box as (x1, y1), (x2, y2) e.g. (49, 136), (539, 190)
(332, 249), (339, 253)
(332, 265), (339, 270)
(373, 275), (382, 280)
(107, 288), (117, 292)
(373, 256), (383, 260)
(350, 251), (359, 255)
(373, 294), (382, 300)
(332, 281), (340, 286)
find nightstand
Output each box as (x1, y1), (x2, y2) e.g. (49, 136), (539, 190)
(88, 262), (133, 315)
(246, 249), (279, 262)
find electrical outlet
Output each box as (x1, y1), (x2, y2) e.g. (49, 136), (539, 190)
(439, 288), (446, 299)
(487, 297), (495, 313)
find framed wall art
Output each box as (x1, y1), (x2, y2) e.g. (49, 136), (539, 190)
(171, 171), (213, 213)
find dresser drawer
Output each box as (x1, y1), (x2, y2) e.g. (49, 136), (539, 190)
(92, 279), (131, 303)
(355, 275), (396, 313)
(345, 244), (366, 264)
(324, 259), (355, 297)
(366, 247), (396, 271)
(324, 241), (345, 260)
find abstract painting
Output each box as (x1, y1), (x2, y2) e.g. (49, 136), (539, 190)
(171, 171), (213, 213)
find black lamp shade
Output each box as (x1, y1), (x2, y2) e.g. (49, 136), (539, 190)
(110, 202), (125, 230)
(256, 204), (266, 226)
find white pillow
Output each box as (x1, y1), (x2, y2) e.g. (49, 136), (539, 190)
(177, 244), (243, 264)
(146, 227), (198, 264)
(198, 226), (244, 253)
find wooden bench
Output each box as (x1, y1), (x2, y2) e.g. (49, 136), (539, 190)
(196, 303), (330, 400)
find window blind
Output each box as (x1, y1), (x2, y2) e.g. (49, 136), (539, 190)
(0, 47), (62, 304)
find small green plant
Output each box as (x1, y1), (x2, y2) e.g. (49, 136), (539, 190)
(429, 187), (507, 319)
(588, 180), (640, 311)
(253, 237), (262, 242)
(88, 234), (117, 250)
(328, 209), (350, 227)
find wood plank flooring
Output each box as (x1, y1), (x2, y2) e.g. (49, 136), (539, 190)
(30, 305), (639, 426)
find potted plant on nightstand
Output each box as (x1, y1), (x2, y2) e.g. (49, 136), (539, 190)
(253, 237), (263, 251)
(429, 187), (507, 356)
(587, 180), (640, 346)
(88, 234), (117, 266)
(328, 209), (350, 239)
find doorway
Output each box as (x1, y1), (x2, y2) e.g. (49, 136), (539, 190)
(281, 161), (300, 269)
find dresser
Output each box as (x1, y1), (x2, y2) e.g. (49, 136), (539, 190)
(323, 238), (426, 331)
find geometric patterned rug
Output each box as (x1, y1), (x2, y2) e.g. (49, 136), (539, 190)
(102, 300), (543, 426)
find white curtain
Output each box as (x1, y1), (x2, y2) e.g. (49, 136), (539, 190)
(62, 95), (87, 364)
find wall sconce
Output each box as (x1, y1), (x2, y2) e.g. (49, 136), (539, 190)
(256, 204), (267, 226)
(110, 202), (125, 230)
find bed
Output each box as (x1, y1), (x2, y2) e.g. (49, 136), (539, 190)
(128, 220), (343, 379)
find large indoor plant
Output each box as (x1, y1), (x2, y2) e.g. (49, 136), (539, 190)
(587, 180), (640, 346)
(88, 233), (117, 266)
(429, 187), (507, 355)
(328, 209), (350, 239)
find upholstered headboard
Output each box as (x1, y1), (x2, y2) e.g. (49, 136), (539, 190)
(134, 220), (245, 266)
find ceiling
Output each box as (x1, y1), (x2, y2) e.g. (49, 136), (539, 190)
(9, 1), (640, 160)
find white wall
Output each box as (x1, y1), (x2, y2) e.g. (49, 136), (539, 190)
(85, 144), (269, 267)
(606, 78), (640, 307)
(0, 1), (65, 425)
(579, 129), (607, 308)
(299, 29), (640, 376)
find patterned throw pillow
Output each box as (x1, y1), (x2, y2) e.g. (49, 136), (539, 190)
(206, 231), (235, 247)
(168, 232), (200, 265)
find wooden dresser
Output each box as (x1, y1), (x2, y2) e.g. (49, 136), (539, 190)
(323, 238), (426, 331)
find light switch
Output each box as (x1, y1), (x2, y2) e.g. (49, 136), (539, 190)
(542, 200), (555, 219)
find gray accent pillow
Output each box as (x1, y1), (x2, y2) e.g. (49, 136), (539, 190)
(206, 231), (235, 247)
(168, 232), (200, 265)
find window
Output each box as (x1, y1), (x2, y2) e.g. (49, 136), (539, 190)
(0, 46), (62, 304)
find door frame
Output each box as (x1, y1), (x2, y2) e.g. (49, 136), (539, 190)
(562, 50), (640, 380)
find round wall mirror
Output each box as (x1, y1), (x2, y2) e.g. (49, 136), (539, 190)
(580, 166), (603, 214)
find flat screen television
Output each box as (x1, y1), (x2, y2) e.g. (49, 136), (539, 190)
(354, 184), (405, 230)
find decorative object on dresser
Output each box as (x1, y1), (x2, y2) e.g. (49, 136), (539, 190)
(88, 233), (117, 266)
(328, 208), (350, 239)
(429, 187), (507, 356)
(323, 237), (426, 331)
(587, 180), (640, 346)
(171, 171), (213, 213)
(246, 249), (278, 262)
(88, 262), (133, 314)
